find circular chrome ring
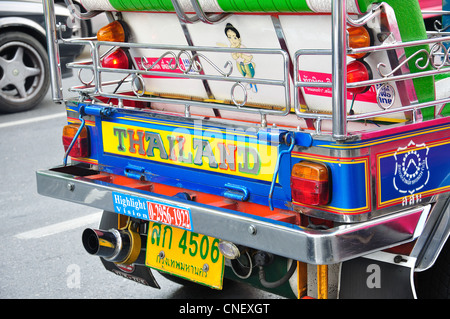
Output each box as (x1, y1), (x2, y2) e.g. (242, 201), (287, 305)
(231, 82), (247, 107)
(131, 74), (145, 97)
(77, 68), (94, 86)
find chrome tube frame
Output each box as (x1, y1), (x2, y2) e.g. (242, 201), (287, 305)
(331, 0), (347, 140)
(63, 0), (103, 20)
(294, 34), (450, 121)
(421, 10), (450, 16)
(189, 0), (230, 24)
(42, 0), (63, 103)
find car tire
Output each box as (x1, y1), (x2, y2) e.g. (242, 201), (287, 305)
(0, 31), (50, 113)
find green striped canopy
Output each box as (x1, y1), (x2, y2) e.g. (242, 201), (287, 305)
(81, 0), (375, 13)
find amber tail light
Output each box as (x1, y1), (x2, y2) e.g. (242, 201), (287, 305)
(347, 26), (372, 60)
(291, 161), (330, 206)
(62, 124), (89, 158)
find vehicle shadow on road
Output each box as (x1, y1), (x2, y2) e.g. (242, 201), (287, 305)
(167, 279), (284, 299)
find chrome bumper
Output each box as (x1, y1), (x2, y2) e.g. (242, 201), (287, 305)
(36, 165), (431, 265)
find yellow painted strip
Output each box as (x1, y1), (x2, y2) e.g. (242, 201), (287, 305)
(102, 121), (278, 182)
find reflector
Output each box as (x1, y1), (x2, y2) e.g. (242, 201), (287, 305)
(218, 240), (240, 259)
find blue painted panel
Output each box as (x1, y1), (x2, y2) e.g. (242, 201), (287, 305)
(291, 154), (370, 214)
(378, 139), (450, 207)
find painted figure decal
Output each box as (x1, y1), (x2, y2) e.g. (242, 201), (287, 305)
(224, 23), (257, 93)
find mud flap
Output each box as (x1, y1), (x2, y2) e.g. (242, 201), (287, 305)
(100, 258), (161, 289)
(339, 251), (416, 299)
(97, 210), (160, 289)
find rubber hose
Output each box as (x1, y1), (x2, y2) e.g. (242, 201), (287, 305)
(258, 260), (297, 289)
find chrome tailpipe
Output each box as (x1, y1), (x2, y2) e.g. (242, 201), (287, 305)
(82, 228), (145, 265)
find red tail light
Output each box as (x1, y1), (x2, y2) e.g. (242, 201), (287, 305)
(347, 60), (372, 94)
(62, 124), (89, 158)
(291, 161), (330, 206)
(101, 48), (131, 69)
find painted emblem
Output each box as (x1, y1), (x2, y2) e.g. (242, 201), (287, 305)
(393, 140), (430, 195)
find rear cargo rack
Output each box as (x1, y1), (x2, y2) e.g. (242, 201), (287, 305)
(294, 35), (450, 132)
(66, 40), (292, 125)
(44, 0), (450, 140)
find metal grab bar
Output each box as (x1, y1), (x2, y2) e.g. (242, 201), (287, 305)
(346, 2), (383, 27)
(190, 0), (230, 24)
(171, 0), (200, 23)
(63, 0), (103, 20)
(170, 0), (230, 24)
(43, 0), (63, 103)
(421, 10), (450, 16)
(331, 0), (347, 140)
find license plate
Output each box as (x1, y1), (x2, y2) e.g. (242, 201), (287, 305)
(146, 222), (224, 289)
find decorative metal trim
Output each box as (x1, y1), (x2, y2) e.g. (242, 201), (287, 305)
(141, 50), (233, 77)
(377, 43), (450, 78)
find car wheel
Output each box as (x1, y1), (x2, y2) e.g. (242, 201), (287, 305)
(0, 31), (50, 113)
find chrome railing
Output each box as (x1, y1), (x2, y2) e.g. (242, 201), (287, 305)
(43, 0), (64, 103)
(294, 34), (450, 131)
(64, 39), (292, 127)
(43, 0), (450, 139)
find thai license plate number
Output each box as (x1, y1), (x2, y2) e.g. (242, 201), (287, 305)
(146, 222), (224, 289)
(148, 201), (192, 231)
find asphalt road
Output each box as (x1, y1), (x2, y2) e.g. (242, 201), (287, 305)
(0, 57), (283, 301)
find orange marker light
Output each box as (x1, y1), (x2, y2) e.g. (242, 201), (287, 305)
(347, 26), (372, 59)
(97, 20), (127, 42)
(291, 161), (330, 206)
(62, 124), (89, 158)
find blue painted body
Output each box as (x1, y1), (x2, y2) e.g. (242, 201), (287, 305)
(69, 102), (450, 218)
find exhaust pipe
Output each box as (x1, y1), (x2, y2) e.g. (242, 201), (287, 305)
(82, 228), (145, 265)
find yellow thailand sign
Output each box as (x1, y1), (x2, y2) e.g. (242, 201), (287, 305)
(102, 121), (278, 181)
